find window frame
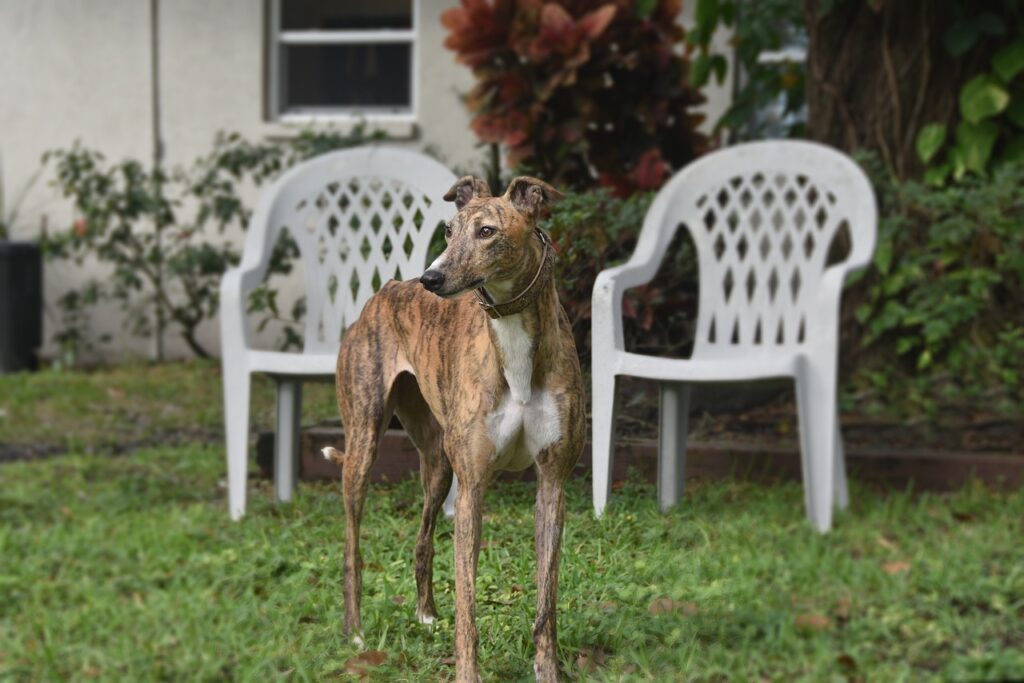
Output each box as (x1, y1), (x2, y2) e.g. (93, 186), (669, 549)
(266, 0), (419, 125)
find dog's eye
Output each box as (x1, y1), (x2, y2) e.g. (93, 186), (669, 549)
(477, 226), (496, 239)
(444, 224), (453, 239)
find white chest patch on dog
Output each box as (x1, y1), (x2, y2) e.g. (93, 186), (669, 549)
(486, 317), (561, 470)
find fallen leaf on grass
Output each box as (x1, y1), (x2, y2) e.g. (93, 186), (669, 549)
(834, 597), (852, 620)
(649, 598), (699, 616)
(837, 652), (857, 671)
(794, 613), (832, 631)
(390, 595), (406, 605)
(575, 646), (609, 674)
(344, 651), (387, 677)
(599, 600), (618, 613)
(106, 387), (126, 400)
(882, 560), (911, 575)
(875, 534), (899, 551)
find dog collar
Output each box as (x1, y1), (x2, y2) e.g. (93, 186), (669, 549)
(474, 229), (553, 319)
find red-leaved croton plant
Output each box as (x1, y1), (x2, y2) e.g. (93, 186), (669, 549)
(442, 0), (709, 195)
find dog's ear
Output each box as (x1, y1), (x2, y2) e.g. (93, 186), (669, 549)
(443, 176), (492, 210)
(504, 177), (564, 217)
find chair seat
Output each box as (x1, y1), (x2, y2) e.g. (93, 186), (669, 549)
(246, 350), (338, 377)
(615, 350), (799, 382)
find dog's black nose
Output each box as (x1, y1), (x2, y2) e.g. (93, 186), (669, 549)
(419, 270), (444, 293)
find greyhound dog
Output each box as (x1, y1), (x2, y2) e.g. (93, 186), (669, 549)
(323, 175), (585, 682)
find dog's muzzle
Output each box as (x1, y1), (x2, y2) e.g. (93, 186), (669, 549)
(419, 269), (444, 293)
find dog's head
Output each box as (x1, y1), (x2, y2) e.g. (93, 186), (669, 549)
(419, 176), (563, 298)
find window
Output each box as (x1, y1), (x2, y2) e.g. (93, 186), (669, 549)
(267, 0), (416, 121)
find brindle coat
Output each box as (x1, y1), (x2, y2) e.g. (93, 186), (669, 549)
(331, 176), (585, 682)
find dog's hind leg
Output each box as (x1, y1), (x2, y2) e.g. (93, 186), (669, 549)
(393, 373), (452, 626)
(338, 365), (397, 644)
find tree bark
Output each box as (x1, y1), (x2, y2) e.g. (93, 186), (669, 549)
(803, 0), (997, 179)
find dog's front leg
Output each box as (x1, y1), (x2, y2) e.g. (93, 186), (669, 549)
(414, 444), (452, 624)
(533, 465), (568, 682)
(453, 473), (485, 683)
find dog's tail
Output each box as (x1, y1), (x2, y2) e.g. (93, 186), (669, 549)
(321, 446), (344, 466)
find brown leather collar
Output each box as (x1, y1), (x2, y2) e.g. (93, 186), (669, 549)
(474, 229), (553, 319)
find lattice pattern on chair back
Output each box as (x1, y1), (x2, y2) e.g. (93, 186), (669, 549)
(264, 150), (454, 354)
(685, 168), (858, 359)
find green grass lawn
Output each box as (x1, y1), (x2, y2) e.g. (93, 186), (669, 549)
(0, 361), (339, 456)
(1, 364), (1023, 681)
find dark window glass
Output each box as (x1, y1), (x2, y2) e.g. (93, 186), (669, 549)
(280, 43), (411, 111)
(282, 0), (412, 31)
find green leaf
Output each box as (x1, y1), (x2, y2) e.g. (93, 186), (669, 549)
(634, 0), (657, 18)
(949, 145), (967, 181)
(691, 0), (719, 45)
(955, 120), (1000, 174)
(943, 21), (979, 57)
(992, 40), (1024, 82)
(915, 123), (947, 164)
(959, 74), (1010, 123)
(1007, 91), (1024, 128)
(690, 54), (711, 88)
(709, 55), (729, 85)
(923, 162), (951, 187)
(943, 13), (1006, 57)
(719, 0), (736, 25)
(874, 240), (893, 275)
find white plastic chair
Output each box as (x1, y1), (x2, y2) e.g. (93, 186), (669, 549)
(220, 146), (457, 520)
(591, 140), (876, 532)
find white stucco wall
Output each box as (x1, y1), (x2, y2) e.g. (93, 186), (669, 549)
(0, 0), (729, 363)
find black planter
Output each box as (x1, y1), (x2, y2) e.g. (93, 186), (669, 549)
(0, 241), (43, 372)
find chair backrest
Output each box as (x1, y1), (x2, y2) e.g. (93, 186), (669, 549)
(634, 140), (876, 360)
(244, 146), (457, 354)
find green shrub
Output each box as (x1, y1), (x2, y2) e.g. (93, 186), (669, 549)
(542, 188), (697, 369)
(44, 128), (382, 360)
(846, 158), (1024, 417)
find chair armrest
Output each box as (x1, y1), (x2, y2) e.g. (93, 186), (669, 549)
(592, 262), (656, 353)
(220, 265), (265, 355)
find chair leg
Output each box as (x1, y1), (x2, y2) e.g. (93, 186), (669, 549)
(834, 416), (850, 510)
(224, 365), (252, 521)
(443, 475), (457, 519)
(591, 371), (619, 518)
(275, 379), (302, 503)
(658, 381), (691, 513)
(794, 359), (838, 533)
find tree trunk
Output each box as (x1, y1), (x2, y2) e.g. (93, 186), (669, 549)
(803, 0), (996, 179)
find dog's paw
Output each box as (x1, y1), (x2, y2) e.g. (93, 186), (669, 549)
(351, 633), (365, 648)
(416, 612), (435, 626)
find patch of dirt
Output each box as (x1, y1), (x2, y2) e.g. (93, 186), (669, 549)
(0, 427), (222, 465)
(613, 378), (1023, 454)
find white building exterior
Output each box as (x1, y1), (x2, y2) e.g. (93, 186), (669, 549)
(0, 1), (730, 362)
